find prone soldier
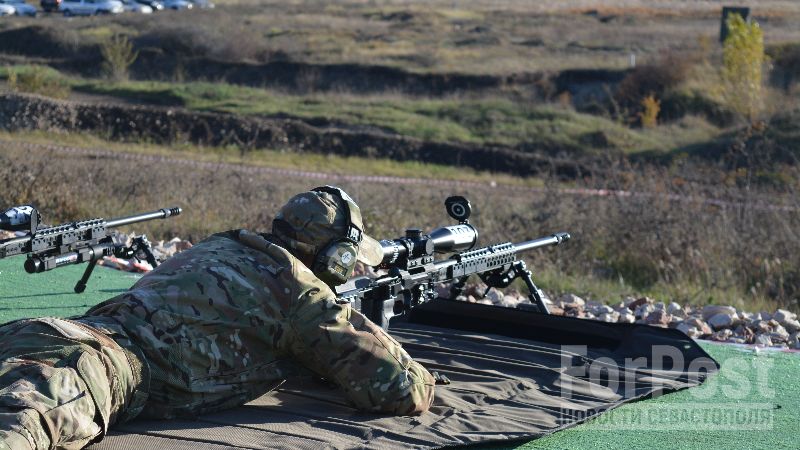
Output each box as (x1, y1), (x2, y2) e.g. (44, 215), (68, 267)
(0, 187), (435, 450)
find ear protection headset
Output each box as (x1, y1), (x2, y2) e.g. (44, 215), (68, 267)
(310, 186), (365, 286)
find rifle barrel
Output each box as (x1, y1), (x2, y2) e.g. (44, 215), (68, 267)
(513, 232), (571, 252)
(106, 207), (182, 228)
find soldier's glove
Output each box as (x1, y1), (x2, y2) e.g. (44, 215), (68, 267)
(431, 371), (451, 385)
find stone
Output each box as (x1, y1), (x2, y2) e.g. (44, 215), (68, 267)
(477, 298), (494, 306)
(677, 323), (701, 338)
(770, 324), (790, 343)
(646, 310), (671, 327)
(502, 295), (521, 307)
(750, 320), (771, 333)
(618, 313), (636, 324)
(728, 338), (746, 344)
(467, 295), (477, 303)
(485, 288), (504, 305)
(773, 309), (797, 324)
(436, 284), (452, 298)
(598, 312), (620, 323)
(455, 295), (468, 302)
(627, 296), (653, 310)
(789, 332), (800, 350)
(755, 334), (772, 346)
(667, 302), (682, 315)
(584, 312), (596, 320)
(702, 305), (737, 320)
(465, 282), (489, 298)
(548, 306), (565, 316)
(760, 311), (772, 321)
(735, 325), (755, 344)
(634, 303), (655, 319)
(783, 319), (800, 333)
(708, 312), (741, 330)
(558, 294), (585, 307)
(686, 317), (713, 336)
(613, 303), (632, 314)
(595, 305), (614, 315)
(711, 329), (733, 341)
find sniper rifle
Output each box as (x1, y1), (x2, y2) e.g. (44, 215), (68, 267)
(0, 205), (182, 293)
(336, 196), (570, 330)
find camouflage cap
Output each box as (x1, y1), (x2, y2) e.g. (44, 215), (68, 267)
(273, 189), (384, 266)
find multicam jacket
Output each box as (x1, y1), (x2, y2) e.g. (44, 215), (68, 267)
(87, 229), (435, 418)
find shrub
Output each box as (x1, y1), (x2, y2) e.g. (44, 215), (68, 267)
(101, 34), (139, 82)
(638, 94), (660, 128)
(720, 14), (765, 122)
(614, 53), (693, 115)
(6, 66), (70, 99)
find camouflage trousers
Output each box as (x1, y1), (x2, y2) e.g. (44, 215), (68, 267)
(0, 317), (148, 450)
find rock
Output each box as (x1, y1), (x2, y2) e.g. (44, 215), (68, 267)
(584, 312), (596, 320)
(783, 319), (800, 333)
(702, 305), (737, 320)
(789, 332), (800, 350)
(728, 338), (746, 344)
(708, 313), (738, 330)
(477, 298), (493, 306)
(455, 295), (468, 302)
(711, 329), (733, 341)
(595, 305), (614, 315)
(565, 308), (585, 319)
(627, 296), (653, 310)
(666, 302), (682, 314)
(485, 289), (504, 305)
(558, 294), (585, 307)
(435, 284), (452, 298)
(654, 302), (666, 311)
(686, 317), (713, 336)
(750, 320), (771, 333)
(598, 312), (620, 323)
(760, 311), (772, 321)
(677, 323), (701, 338)
(773, 309), (797, 324)
(465, 282), (488, 298)
(548, 306), (565, 316)
(618, 313), (636, 324)
(770, 324), (790, 343)
(613, 303), (632, 314)
(735, 325), (755, 344)
(467, 295), (477, 303)
(755, 334), (772, 346)
(502, 295), (521, 307)
(646, 310), (671, 327)
(634, 303), (655, 319)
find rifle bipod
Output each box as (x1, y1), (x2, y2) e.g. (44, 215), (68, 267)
(74, 235), (158, 293)
(479, 260), (550, 315)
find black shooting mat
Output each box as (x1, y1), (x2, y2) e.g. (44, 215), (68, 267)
(89, 300), (719, 450)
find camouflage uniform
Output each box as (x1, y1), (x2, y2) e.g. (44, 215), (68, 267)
(0, 190), (435, 450)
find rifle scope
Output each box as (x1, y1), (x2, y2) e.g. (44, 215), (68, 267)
(378, 224), (478, 267)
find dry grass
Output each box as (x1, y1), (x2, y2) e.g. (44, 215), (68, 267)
(0, 133), (797, 312)
(2, 1), (799, 75)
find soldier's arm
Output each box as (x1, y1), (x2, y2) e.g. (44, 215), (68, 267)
(286, 266), (435, 415)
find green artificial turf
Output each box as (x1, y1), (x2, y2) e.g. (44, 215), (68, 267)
(0, 257), (796, 449)
(0, 256), (140, 322)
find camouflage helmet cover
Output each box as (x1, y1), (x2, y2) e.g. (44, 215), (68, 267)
(272, 188), (383, 268)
